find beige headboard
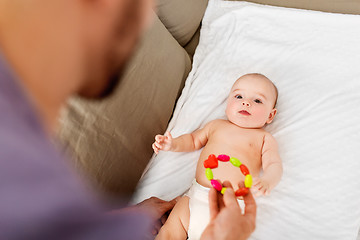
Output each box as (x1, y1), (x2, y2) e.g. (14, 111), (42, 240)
(235, 0), (360, 14)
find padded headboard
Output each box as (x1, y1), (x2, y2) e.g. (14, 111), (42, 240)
(235, 0), (360, 14)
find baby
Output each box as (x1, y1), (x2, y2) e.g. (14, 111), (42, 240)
(152, 73), (283, 240)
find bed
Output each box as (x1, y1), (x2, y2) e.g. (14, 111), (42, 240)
(132, 0), (360, 239)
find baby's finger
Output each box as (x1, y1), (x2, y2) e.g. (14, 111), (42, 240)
(165, 131), (172, 139)
(152, 145), (159, 154)
(256, 184), (263, 191)
(252, 179), (260, 186)
(257, 188), (266, 197)
(152, 143), (157, 150)
(155, 135), (164, 142)
(251, 188), (261, 198)
(264, 186), (271, 195)
(154, 141), (163, 149)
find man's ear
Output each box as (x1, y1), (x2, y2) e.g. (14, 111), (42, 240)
(266, 108), (277, 124)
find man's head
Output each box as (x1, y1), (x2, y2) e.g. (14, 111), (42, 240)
(76, 0), (154, 99)
(0, 0), (153, 99)
(0, 0), (153, 132)
(225, 73), (278, 129)
(0, 0), (153, 130)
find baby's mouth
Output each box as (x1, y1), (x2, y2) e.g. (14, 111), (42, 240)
(239, 110), (251, 116)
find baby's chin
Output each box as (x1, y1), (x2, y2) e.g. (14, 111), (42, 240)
(227, 118), (265, 129)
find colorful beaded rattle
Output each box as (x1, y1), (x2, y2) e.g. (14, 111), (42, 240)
(204, 154), (252, 197)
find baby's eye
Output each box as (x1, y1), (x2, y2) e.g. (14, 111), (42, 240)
(235, 94), (242, 99)
(254, 99), (262, 104)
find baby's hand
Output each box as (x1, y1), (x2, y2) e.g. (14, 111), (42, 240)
(152, 131), (173, 154)
(252, 178), (271, 197)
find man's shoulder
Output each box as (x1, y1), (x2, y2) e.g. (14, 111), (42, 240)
(0, 119), (60, 170)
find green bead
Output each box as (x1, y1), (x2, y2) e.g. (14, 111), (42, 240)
(230, 157), (241, 167)
(205, 168), (213, 180)
(221, 187), (227, 195)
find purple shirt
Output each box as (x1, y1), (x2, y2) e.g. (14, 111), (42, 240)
(0, 53), (151, 240)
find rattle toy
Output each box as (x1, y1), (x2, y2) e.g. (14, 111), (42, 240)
(204, 154), (252, 197)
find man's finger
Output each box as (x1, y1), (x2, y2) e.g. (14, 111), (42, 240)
(222, 181), (239, 209)
(153, 220), (162, 235)
(222, 180), (233, 188)
(160, 198), (177, 214)
(161, 213), (168, 224)
(216, 180), (228, 209)
(243, 189), (256, 222)
(223, 187), (239, 209)
(208, 187), (220, 220)
(237, 181), (245, 189)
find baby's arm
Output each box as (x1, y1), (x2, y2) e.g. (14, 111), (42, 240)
(253, 133), (283, 196)
(152, 122), (212, 154)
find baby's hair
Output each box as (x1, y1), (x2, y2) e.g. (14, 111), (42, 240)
(240, 73), (278, 108)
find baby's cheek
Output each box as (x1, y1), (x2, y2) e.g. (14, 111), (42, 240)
(252, 108), (268, 121)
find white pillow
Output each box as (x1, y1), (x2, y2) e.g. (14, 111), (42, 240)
(134, 1), (360, 239)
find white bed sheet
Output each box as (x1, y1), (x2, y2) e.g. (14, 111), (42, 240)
(133, 1), (360, 239)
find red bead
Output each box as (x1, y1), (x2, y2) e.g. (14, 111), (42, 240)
(203, 154), (218, 169)
(217, 154), (230, 162)
(240, 164), (250, 176)
(235, 187), (249, 197)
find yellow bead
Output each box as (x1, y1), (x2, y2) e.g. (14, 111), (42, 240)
(221, 187), (227, 195)
(244, 174), (253, 188)
(205, 168), (213, 180)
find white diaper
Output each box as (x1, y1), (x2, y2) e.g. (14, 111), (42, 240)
(185, 180), (245, 240)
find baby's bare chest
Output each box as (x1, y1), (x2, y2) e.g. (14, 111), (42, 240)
(206, 125), (264, 157)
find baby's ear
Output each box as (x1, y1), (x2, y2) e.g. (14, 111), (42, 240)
(266, 108), (277, 124)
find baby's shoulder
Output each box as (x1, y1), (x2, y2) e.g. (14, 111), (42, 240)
(206, 119), (228, 127)
(251, 129), (275, 143)
(261, 131), (278, 145)
(202, 119), (230, 134)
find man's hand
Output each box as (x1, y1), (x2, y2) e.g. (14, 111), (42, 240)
(201, 181), (256, 240)
(152, 131), (173, 154)
(136, 197), (177, 235)
(108, 197), (177, 235)
(136, 196), (177, 221)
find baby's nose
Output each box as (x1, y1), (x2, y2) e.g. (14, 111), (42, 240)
(242, 101), (250, 107)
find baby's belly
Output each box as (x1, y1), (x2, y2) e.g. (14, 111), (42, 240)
(195, 145), (261, 189)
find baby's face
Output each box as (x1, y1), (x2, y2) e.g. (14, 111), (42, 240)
(225, 74), (277, 129)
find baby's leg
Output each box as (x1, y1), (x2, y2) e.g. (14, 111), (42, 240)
(156, 196), (190, 240)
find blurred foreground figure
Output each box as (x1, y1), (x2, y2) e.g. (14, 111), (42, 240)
(0, 0), (255, 239)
